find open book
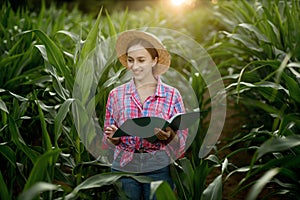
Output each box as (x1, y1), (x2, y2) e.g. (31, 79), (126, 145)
(112, 111), (200, 143)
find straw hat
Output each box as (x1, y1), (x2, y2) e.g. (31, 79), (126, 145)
(116, 30), (170, 75)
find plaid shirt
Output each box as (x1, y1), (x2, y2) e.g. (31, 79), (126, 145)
(103, 77), (187, 167)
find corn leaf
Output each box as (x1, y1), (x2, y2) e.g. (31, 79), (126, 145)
(8, 115), (39, 163)
(18, 182), (59, 200)
(238, 23), (270, 43)
(80, 8), (103, 60)
(150, 181), (177, 200)
(194, 161), (211, 199)
(36, 100), (52, 151)
(0, 99), (9, 113)
(0, 143), (16, 168)
(278, 113), (300, 135)
(105, 9), (117, 37)
(24, 30), (73, 89)
(56, 30), (80, 42)
(65, 173), (151, 200)
(282, 73), (300, 103)
(23, 149), (61, 191)
(0, 171), (11, 200)
(246, 168), (280, 200)
(257, 135), (300, 160)
(170, 162), (189, 200)
(54, 98), (75, 145)
(178, 158), (194, 196)
(201, 175), (222, 200)
(238, 97), (280, 116)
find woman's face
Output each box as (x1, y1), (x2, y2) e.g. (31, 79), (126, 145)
(127, 44), (157, 82)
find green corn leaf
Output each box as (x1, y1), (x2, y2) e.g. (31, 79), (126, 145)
(8, 115), (39, 163)
(64, 173), (151, 200)
(18, 182), (59, 200)
(257, 135), (300, 160)
(194, 161), (211, 199)
(238, 23), (270, 43)
(23, 149), (61, 191)
(36, 0), (46, 27)
(119, 7), (129, 32)
(54, 98), (75, 145)
(8, 91), (28, 101)
(46, 66), (69, 100)
(23, 30), (73, 89)
(105, 9), (117, 37)
(278, 113), (300, 135)
(74, 8), (103, 112)
(0, 143), (16, 168)
(225, 165), (261, 182)
(170, 162), (189, 200)
(238, 97), (280, 116)
(36, 100), (52, 152)
(285, 1), (298, 51)
(265, 20), (281, 46)
(201, 175), (222, 200)
(222, 31), (263, 52)
(233, 0), (252, 23)
(287, 62), (300, 78)
(206, 154), (220, 165)
(102, 68), (125, 88)
(34, 31), (66, 69)
(73, 57), (95, 104)
(178, 158), (194, 196)
(282, 73), (300, 103)
(0, 171), (11, 200)
(275, 53), (291, 84)
(56, 30), (80, 42)
(0, 99), (9, 113)
(240, 0), (256, 22)
(256, 155), (300, 178)
(246, 168), (280, 200)
(272, 3), (284, 40)
(80, 8), (103, 61)
(34, 45), (48, 62)
(150, 181), (177, 200)
(0, 53), (25, 68)
(221, 158), (228, 174)
(34, 29), (70, 75)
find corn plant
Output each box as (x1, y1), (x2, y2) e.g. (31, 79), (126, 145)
(1, 0), (233, 199)
(209, 0), (300, 199)
(0, 1), (129, 199)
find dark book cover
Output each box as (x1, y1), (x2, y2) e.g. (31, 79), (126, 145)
(112, 111), (200, 143)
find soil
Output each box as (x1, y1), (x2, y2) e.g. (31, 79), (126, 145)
(204, 97), (282, 200)
(204, 97), (253, 199)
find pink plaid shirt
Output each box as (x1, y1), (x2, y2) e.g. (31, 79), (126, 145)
(103, 77), (187, 167)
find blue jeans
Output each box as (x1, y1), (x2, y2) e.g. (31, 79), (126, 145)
(111, 151), (174, 200)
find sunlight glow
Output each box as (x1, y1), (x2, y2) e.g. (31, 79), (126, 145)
(171, 0), (186, 6)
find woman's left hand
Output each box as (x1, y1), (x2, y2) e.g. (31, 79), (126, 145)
(155, 126), (176, 141)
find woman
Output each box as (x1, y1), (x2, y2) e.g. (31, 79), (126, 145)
(103, 30), (188, 200)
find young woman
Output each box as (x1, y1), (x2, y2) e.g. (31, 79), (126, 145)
(103, 30), (188, 200)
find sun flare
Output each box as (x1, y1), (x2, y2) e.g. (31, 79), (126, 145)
(171, 0), (186, 6)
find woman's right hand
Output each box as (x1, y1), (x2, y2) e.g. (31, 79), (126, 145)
(105, 125), (120, 145)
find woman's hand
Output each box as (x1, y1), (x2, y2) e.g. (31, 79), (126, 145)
(155, 126), (178, 143)
(105, 125), (120, 145)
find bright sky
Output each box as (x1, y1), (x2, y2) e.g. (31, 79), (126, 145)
(170, 0), (195, 7)
(171, 0), (186, 6)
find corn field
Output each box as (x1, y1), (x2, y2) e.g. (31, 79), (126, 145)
(1, 0), (300, 199)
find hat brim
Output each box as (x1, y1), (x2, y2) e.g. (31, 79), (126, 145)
(116, 30), (170, 75)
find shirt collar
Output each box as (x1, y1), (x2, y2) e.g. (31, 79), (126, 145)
(126, 76), (166, 98)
